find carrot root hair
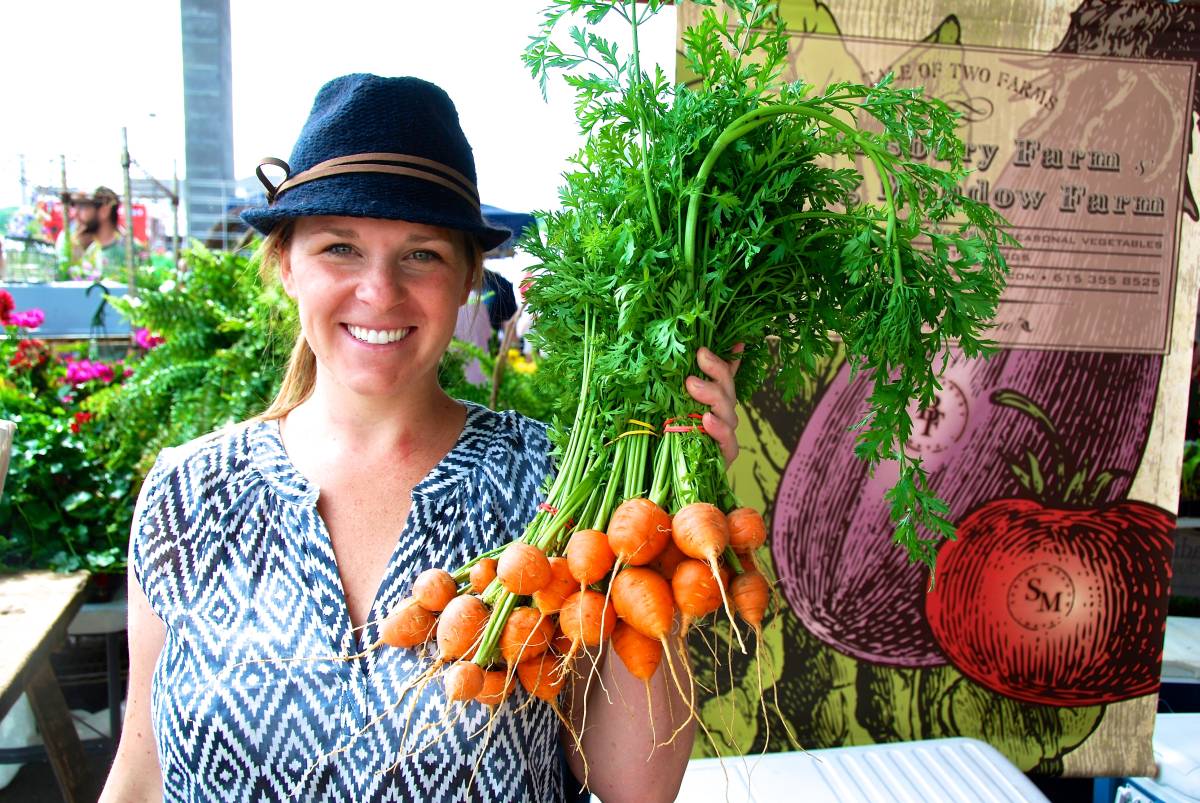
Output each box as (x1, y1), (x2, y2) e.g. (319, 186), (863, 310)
(710, 556), (746, 653)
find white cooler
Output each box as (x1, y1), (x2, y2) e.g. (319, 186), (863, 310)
(1114, 714), (1200, 803)
(678, 737), (1049, 802)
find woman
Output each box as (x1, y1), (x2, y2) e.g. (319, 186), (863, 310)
(100, 74), (741, 802)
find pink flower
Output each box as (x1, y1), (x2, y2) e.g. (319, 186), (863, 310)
(64, 358), (115, 386)
(7, 308), (45, 330)
(134, 328), (165, 350)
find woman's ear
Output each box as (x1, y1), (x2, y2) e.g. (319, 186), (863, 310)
(279, 247), (298, 299)
(461, 261), (480, 306)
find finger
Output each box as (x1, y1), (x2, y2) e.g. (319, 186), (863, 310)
(685, 375), (736, 426)
(696, 347), (736, 385)
(729, 343), (745, 378)
(702, 411), (739, 467)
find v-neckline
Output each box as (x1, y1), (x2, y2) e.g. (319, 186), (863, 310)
(254, 403), (486, 650)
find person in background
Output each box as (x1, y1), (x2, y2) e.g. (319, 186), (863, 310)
(54, 191), (95, 268)
(78, 186), (128, 274)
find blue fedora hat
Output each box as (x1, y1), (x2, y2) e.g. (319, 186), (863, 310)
(241, 74), (510, 250)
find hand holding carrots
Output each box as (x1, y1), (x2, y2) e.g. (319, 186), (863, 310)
(685, 344), (743, 467)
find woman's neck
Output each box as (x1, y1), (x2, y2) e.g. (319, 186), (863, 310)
(284, 376), (465, 462)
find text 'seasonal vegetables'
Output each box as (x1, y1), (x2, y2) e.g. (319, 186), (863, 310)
(350, 0), (1010, 766)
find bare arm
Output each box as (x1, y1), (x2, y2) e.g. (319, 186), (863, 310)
(561, 630), (695, 802)
(97, 570), (165, 803)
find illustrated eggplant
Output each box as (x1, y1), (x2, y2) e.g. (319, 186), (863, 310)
(770, 348), (1161, 666)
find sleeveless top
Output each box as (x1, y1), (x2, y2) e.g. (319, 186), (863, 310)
(130, 402), (564, 802)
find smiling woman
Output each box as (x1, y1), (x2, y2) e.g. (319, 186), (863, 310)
(264, 216), (478, 409)
(98, 73), (740, 803)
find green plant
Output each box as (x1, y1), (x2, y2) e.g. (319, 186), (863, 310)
(0, 295), (133, 573)
(438, 340), (561, 423)
(86, 243), (297, 477)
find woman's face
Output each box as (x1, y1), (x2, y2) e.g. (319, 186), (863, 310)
(280, 215), (475, 402)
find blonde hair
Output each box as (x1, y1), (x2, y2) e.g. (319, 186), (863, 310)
(256, 220), (485, 422)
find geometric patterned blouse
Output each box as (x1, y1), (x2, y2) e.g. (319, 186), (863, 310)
(130, 402), (564, 802)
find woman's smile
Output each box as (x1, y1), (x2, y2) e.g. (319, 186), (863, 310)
(345, 324), (414, 346)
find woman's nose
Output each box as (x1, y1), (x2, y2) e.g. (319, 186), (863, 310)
(355, 258), (403, 308)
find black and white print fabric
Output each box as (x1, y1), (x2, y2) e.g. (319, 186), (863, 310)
(131, 402), (563, 802)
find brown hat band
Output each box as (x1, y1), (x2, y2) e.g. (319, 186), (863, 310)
(256, 152), (480, 209)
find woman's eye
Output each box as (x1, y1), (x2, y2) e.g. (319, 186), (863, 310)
(410, 249), (442, 263)
(326, 243), (355, 256)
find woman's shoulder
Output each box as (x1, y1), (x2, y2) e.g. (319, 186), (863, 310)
(458, 402), (552, 474)
(145, 420), (263, 484)
(135, 419), (284, 518)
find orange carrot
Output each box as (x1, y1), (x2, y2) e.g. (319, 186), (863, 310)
(443, 661), (485, 701)
(469, 558), (498, 594)
(672, 502), (731, 562)
(499, 605), (554, 666)
(610, 567), (674, 641)
(732, 570), (770, 634)
(559, 590), (616, 648)
(475, 669), (516, 706)
(436, 595), (489, 661)
(497, 542), (552, 595)
(532, 557), (576, 615)
(566, 529), (616, 585)
(379, 598), (436, 649)
(726, 507), (767, 551)
(412, 568), (457, 612)
(607, 497), (672, 566)
(671, 558), (723, 635)
(672, 501), (744, 650)
(651, 539), (687, 581)
(611, 620), (662, 681)
(610, 567), (694, 742)
(516, 653), (567, 701)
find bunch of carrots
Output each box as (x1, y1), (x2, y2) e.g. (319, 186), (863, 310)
(375, 484), (769, 719)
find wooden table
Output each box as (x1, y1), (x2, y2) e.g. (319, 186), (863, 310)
(0, 571), (92, 802)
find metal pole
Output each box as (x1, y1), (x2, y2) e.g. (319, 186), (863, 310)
(19, 154), (28, 206)
(121, 127), (136, 301)
(172, 161), (180, 267)
(60, 155), (72, 266)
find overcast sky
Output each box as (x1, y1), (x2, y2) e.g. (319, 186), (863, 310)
(0, 1), (676, 223)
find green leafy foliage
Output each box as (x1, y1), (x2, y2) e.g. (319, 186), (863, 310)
(520, 0), (1012, 568)
(0, 321), (132, 573)
(84, 244), (297, 478)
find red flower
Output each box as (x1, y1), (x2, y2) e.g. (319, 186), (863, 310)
(9, 338), (50, 371)
(0, 289), (13, 324)
(70, 411), (94, 434)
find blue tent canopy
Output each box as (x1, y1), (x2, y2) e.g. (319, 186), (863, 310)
(481, 204), (536, 248)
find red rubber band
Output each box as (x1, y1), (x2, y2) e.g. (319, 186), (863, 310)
(538, 503), (559, 515)
(663, 413), (707, 434)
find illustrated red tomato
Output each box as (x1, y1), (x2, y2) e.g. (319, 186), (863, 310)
(925, 498), (1174, 706)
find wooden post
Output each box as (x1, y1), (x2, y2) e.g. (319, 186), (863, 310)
(173, 161), (181, 268)
(122, 128), (136, 302)
(25, 662), (89, 802)
(60, 155), (72, 266)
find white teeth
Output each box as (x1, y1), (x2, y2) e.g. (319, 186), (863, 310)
(348, 325), (410, 344)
